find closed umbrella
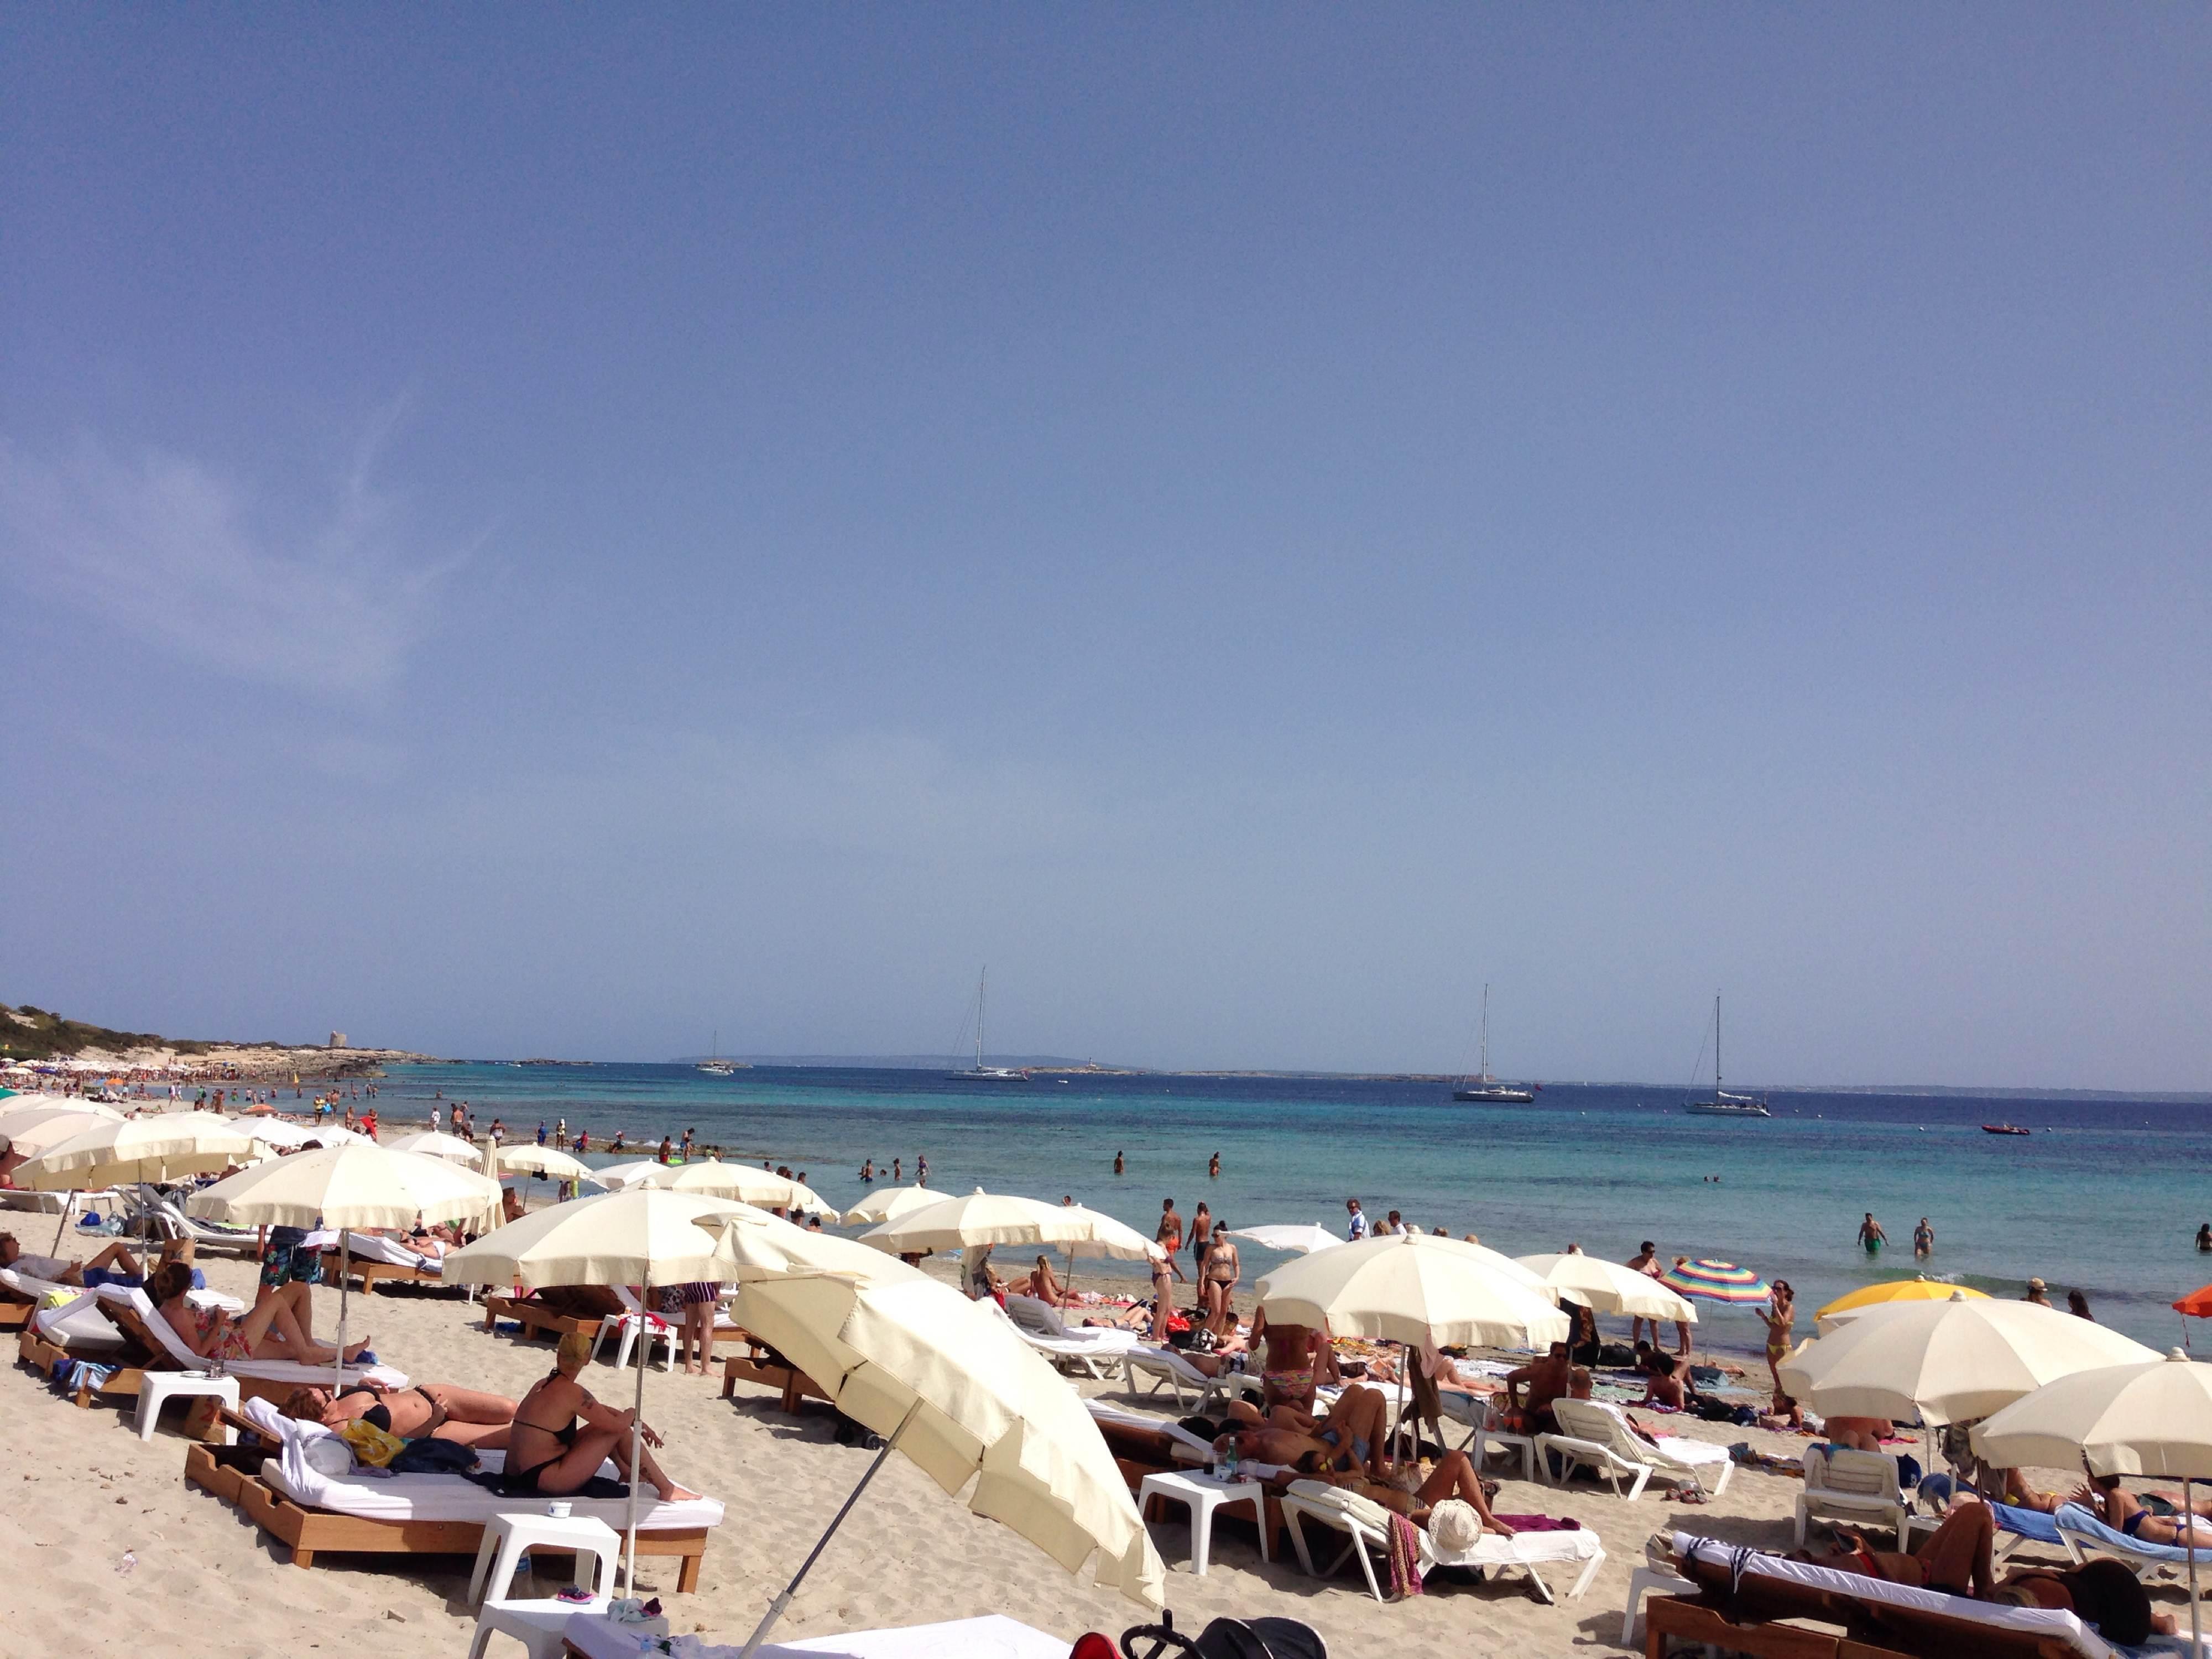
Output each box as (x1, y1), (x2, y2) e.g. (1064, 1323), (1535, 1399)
(665, 1161), (843, 1221)
(1974, 1350), (2212, 1655)
(188, 1143), (502, 1385)
(732, 1267), (1165, 1656)
(440, 1187), (750, 1594)
(842, 1184), (947, 1225)
(1778, 1291), (2158, 1426)
(1659, 1258), (1772, 1306)
(1517, 1251), (1698, 1322)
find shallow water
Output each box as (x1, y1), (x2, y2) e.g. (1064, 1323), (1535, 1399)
(362, 1063), (2212, 1357)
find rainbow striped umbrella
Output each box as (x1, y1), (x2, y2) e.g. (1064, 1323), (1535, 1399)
(1660, 1258), (1772, 1305)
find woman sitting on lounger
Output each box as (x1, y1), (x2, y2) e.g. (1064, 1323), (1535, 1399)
(284, 1380), (520, 1447)
(1015, 1255), (1070, 1307)
(149, 1261), (368, 1367)
(501, 1331), (700, 1503)
(1213, 1413), (1516, 1540)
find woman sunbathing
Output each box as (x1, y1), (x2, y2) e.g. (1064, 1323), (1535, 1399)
(1815, 1504), (2172, 1641)
(1218, 1383), (1393, 1480)
(284, 1380), (520, 1447)
(149, 1261), (368, 1367)
(1307, 1448), (1517, 1538)
(2074, 1474), (2212, 1547)
(501, 1331), (700, 1503)
(1014, 1256), (1070, 1306)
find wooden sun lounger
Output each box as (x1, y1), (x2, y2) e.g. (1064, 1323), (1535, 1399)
(182, 1443), (708, 1590)
(483, 1295), (606, 1343)
(17, 1301), (348, 1418)
(721, 1345), (832, 1414)
(318, 1250), (447, 1296)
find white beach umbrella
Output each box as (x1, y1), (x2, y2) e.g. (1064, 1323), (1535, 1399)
(1516, 1251), (1698, 1322)
(188, 1142), (503, 1386)
(490, 1142), (594, 1190)
(249, 1118), (368, 1151)
(664, 1161), (843, 1220)
(1258, 1233), (1572, 1350)
(732, 1269), (1165, 1656)
(588, 1160), (675, 1192)
(0, 1097), (123, 1128)
(1778, 1291), (2159, 1426)
(1053, 1206), (1165, 1261)
(1974, 1350), (2212, 1653)
(1227, 1223), (1347, 1256)
(0, 1104), (125, 1159)
(858, 1189), (1097, 1255)
(703, 1206), (927, 1284)
(440, 1188), (752, 1594)
(16, 1111), (258, 1189)
(842, 1183), (952, 1225)
(384, 1130), (483, 1164)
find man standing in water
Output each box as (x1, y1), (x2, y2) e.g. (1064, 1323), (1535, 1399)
(1113, 1150), (1125, 1176)
(1858, 1213), (1889, 1254)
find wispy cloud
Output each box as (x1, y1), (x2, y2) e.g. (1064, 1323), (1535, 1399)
(0, 414), (458, 697)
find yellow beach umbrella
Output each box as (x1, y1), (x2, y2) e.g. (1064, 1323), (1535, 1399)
(732, 1267), (1165, 1655)
(1818, 1277), (1990, 1321)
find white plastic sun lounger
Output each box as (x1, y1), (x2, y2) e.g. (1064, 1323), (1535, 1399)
(1537, 1397), (1732, 1499)
(1794, 1444), (1911, 1546)
(94, 1284), (409, 1389)
(1281, 1479), (1604, 1605)
(993, 1298), (1141, 1379)
(2054, 1501), (2212, 1585)
(1121, 1344), (1263, 1413)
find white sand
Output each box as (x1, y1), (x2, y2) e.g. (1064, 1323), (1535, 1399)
(0, 1253), (2101, 1658)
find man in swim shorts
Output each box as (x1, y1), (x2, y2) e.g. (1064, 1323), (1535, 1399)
(0, 1233), (147, 1288)
(1857, 1213), (1888, 1253)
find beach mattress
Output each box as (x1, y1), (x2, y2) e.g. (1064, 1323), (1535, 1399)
(93, 1284), (407, 1388)
(562, 1613), (1064, 1659)
(302, 1230), (445, 1272)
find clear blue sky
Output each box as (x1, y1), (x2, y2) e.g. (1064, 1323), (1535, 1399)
(3, 10), (2205, 1088)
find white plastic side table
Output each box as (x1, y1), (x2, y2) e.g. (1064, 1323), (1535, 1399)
(1138, 1470), (1269, 1576)
(468, 1511), (623, 1606)
(135, 1372), (240, 1442)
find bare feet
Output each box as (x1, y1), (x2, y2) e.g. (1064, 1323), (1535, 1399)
(657, 1480), (702, 1502)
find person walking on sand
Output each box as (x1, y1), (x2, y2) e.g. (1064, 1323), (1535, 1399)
(1188, 1202), (1213, 1276)
(1155, 1198), (1188, 1281)
(1858, 1213), (1888, 1254)
(1913, 1217), (1935, 1258)
(1758, 1280), (1796, 1396)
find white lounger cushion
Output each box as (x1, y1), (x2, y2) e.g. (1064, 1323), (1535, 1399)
(93, 1284), (408, 1388)
(563, 1613), (1066, 1659)
(302, 1230), (446, 1272)
(238, 1397), (723, 1531)
(1672, 1531), (2115, 1659)
(1004, 1295), (1140, 1347)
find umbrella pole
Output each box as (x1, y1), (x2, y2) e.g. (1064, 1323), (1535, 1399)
(333, 1235), (352, 1389)
(2189, 1477), (2201, 1659)
(740, 1397), (922, 1659)
(624, 1274), (649, 1598)
(49, 1190), (79, 1255)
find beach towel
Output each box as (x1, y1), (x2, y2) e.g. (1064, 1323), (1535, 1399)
(2056, 1503), (2212, 1563)
(1385, 1511), (1425, 1598)
(1494, 1515), (1582, 1532)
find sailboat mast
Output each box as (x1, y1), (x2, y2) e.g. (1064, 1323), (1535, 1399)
(977, 968), (987, 1071)
(1480, 984), (1491, 1082)
(1714, 993), (1722, 1097)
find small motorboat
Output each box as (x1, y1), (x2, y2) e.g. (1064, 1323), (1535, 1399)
(1981, 1123), (2031, 1136)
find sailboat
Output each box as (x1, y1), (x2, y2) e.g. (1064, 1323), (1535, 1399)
(1684, 993), (1770, 1117)
(946, 968), (1030, 1082)
(1452, 985), (1535, 1102)
(695, 1027), (742, 1076)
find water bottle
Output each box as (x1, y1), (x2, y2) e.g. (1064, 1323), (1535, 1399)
(1222, 1438), (1239, 1483)
(117, 1551), (136, 1576)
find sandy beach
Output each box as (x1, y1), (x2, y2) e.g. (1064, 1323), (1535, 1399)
(4, 1238), (2125, 1659)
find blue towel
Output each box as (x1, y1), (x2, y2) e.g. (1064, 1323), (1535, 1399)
(2055, 1501), (2211, 1562)
(1987, 1500), (2063, 1543)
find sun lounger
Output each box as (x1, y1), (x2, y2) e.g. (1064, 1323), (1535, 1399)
(1121, 1345), (1262, 1413)
(1659, 1528), (2133, 1659)
(992, 1297), (1142, 1379)
(560, 1611), (1071, 1659)
(0, 1264), (80, 1329)
(721, 1340), (834, 1414)
(483, 1292), (608, 1344)
(1796, 1445), (1912, 1546)
(2053, 1502), (2212, 1586)
(124, 1188), (260, 1255)
(1280, 1479), (1604, 1605)
(1085, 1399), (1223, 1486)
(1537, 1397), (1733, 1499)
(1437, 1391), (1537, 1481)
(19, 1284), (407, 1409)
(185, 1399), (721, 1589)
(304, 1229), (451, 1294)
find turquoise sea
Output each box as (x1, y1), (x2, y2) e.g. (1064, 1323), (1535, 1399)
(364, 1064), (2211, 1360)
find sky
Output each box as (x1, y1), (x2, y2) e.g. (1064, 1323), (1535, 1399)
(2, 9), (2206, 1089)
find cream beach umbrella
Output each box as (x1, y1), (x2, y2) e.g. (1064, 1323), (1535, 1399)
(491, 1143), (592, 1182)
(1778, 1291), (2159, 1426)
(1974, 1350), (2212, 1653)
(19, 1110), (265, 1251)
(0, 1098), (123, 1133)
(703, 1206), (927, 1284)
(843, 1183), (952, 1225)
(0, 1104), (124, 1159)
(385, 1130), (484, 1165)
(858, 1189), (1097, 1254)
(440, 1187), (752, 1594)
(588, 1160), (675, 1192)
(1516, 1251), (1698, 1322)
(731, 1268), (1165, 1656)
(187, 1142), (503, 1386)
(1259, 1233), (1571, 1350)
(664, 1161), (843, 1220)
(1039, 1204), (1164, 1296)
(1227, 1223), (1347, 1256)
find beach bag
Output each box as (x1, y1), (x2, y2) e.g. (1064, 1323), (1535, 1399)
(338, 1418), (406, 1468)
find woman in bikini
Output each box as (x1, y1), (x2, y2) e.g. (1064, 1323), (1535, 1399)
(500, 1332), (699, 1501)
(1246, 1314), (1337, 1430)
(285, 1379), (520, 1447)
(1200, 1223), (1240, 1338)
(2075, 1474), (2212, 1547)
(1758, 1280), (1796, 1397)
(1020, 1255), (1071, 1307)
(1215, 1383), (1395, 1481)
(149, 1261), (368, 1367)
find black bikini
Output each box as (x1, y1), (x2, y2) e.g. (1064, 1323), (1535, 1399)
(340, 1384), (439, 1436)
(502, 1371), (583, 1494)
